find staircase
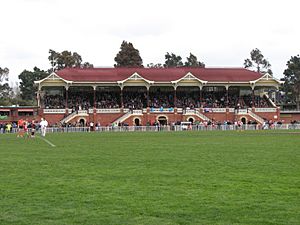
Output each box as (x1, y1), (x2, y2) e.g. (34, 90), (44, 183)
(111, 110), (133, 125)
(184, 109), (210, 121)
(195, 109), (210, 121)
(60, 110), (88, 124)
(236, 108), (264, 124)
(247, 109), (264, 124)
(263, 93), (277, 107)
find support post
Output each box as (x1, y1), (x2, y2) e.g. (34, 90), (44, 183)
(199, 86), (203, 107)
(251, 86), (255, 108)
(147, 86), (150, 108)
(120, 86), (124, 108)
(174, 85), (177, 108)
(65, 85), (69, 115)
(93, 86), (96, 109)
(225, 85), (229, 107)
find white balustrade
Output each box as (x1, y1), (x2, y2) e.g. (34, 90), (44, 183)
(43, 109), (66, 114)
(254, 108), (277, 113)
(132, 110), (143, 114)
(96, 108), (121, 113)
(211, 108), (226, 113)
(149, 108), (174, 113)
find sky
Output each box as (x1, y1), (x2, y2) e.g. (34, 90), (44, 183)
(1, 0), (299, 85)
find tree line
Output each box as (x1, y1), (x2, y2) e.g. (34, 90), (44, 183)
(0, 41), (299, 109)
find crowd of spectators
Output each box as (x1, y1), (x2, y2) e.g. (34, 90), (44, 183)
(68, 93), (92, 111)
(42, 90), (272, 110)
(43, 94), (65, 109)
(243, 95), (271, 108)
(123, 91), (147, 109)
(95, 91), (120, 108)
(176, 92), (201, 109)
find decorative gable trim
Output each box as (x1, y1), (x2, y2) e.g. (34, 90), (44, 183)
(34, 72), (72, 84)
(171, 72), (208, 84)
(117, 72), (154, 85)
(250, 73), (284, 85)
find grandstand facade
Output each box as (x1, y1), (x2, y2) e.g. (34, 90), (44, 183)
(34, 67), (283, 126)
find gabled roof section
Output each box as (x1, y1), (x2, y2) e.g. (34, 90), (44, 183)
(117, 72), (154, 84)
(250, 73), (284, 85)
(34, 72), (72, 84)
(171, 72), (208, 84)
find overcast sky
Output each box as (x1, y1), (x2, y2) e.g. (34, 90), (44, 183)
(1, 0), (299, 84)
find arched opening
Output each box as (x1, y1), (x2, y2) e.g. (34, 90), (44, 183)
(79, 119), (85, 126)
(188, 117), (194, 124)
(158, 116), (168, 126)
(241, 117), (247, 124)
(134, 118), (140, 126)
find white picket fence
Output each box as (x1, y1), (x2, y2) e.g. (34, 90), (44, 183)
(2, 124), (300, 134)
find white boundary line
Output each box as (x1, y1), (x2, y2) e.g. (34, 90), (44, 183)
(37, 136), (56, 147)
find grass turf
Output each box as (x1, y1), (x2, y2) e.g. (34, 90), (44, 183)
(0, 130), (299, 225)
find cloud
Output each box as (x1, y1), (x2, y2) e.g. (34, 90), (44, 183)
(108, 22), (172, 39)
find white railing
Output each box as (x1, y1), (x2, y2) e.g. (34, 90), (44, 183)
(111, 111), (132, 125)
(264, 93), (277, 108)
(184, 109), (196, 114)
(254, 108), (277, 113)
(60, 111), (78, 124)
(212, 108), (226, 113)
(183, 109), (210, 121)
(4, 123), (300, 134)
(149, 108), (174, 113)
(43, 109), (66, 114)
(77, 110), (88, 114)
(132, 110), (143, 114)
(235, 109), (249, 114)
(177, 108), (183, 113)
(247, 109), (265, 124)
(96, 108), (122, 113)
(195, 109), (210, 121)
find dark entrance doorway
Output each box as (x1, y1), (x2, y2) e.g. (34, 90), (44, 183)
(241, 117), (246, 124)
(158, 116), (168, 125)
(134, 118), (140, 126)
(79, 119), (85, 126)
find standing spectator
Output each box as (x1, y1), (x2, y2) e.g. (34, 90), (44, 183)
(89, 121), (94, 132)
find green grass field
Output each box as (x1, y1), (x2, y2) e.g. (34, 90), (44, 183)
(0, 130), (299, 225)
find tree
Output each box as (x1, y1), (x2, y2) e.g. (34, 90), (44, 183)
(146, 63), (163, 68)
(18, 67), (49, 103)
(163, 52), (183, 68)
(114, 41), (143, 67)
(244, 48), (272, 74)
(48, 49), (93, 72)
(184, 53), (205, 68)
(283, 55), (300, 110)
(0, 67), (12, 105)
(82, 62), (94, 68)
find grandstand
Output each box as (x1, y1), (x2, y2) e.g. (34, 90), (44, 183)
(31, 67), (285, 127)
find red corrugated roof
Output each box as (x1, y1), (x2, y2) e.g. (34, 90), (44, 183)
(56, 67), (262, 83)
